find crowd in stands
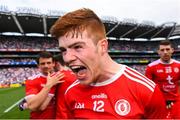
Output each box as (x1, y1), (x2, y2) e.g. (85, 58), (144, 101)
(0, 36), (58, 49)
(0, 36), (180, 86)
(129, 65), (147, 75)
(109, 40), (180, 52)
(0, 36), (180, 51)
(0, 58), (36, 65)
(0, 67), (39, 85)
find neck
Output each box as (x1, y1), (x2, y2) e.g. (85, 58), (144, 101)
(42, 70), (54, 76)
(160, 59), (171, 64)
(97, 57), (121, 83)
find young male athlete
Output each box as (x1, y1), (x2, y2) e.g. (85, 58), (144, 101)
(22, 51), (64, 119)
(145, 40), (180, 118)
(50, 8), (168, 119)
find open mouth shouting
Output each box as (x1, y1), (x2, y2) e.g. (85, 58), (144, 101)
(70, 65), (87, 80)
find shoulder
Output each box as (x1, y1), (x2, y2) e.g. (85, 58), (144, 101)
(62, 69), (75, 75)
(123, 65), (156, 92)
(27, 73), (42, 81)
(172, 59), (180, 64)
(64, 80), (80, 95)
(147, 59), (160, 67)
(58, 70), (77, 82)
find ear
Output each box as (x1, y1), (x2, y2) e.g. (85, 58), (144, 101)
(157, 49), (160, 55)
(97, 39), (108, 54)
(172, 48), (174, 53)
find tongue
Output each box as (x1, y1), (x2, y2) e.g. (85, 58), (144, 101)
(77, 69), (87, 78)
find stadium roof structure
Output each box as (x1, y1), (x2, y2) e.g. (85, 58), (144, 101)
(0, 11), (180, 40)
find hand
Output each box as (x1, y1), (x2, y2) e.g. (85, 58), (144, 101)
(166, 100), (174, 109)
(18, 99), (27, 111)
(46, 72), (65, 88)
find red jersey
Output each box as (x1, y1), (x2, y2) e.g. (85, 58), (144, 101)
(25, 73), (56, 119)
(171, 96), (180, 119)
(145, 59), (180, 101)
(59, 65), (167, 119)
(55, 70), (77, 119)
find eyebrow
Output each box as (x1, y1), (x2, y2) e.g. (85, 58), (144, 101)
(59, 42), (85, 51)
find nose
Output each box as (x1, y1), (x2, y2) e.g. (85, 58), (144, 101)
(164, 50), (168, 54)
(63, 49), (76, 65)
(44, 63), (49, 68)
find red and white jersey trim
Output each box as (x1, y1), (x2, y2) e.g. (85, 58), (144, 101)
(148, 59), (179, 67)
(65, 80), (80, 95)
(124, 67), (155, 92)
(90, 65), (125, 87)
(25, 94), (35, 100)
(125, 66), (156, 89)
(65, 65), (156, 94)
(28, 73), (46, 80)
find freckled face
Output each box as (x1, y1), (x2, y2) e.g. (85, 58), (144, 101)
(58, 30), (102, 85)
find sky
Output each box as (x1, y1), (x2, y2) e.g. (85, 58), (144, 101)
(0, 0), (180, 25)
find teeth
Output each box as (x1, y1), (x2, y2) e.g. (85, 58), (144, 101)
(70, 66), (81, 70)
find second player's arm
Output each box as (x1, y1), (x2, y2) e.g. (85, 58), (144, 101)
(26, 72), (64, 111)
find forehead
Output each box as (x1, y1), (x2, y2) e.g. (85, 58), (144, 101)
(58, 30), (92, 47)
(159, 45), (172, 49)
(39, 57), (53, 63)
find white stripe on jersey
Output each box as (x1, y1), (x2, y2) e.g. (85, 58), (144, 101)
(25, 94), (35, 100)
(126, 66), (156, 87)
(148, 59), (180, 67)
(172, 59), (180, 64)
(27, 73), (46, 80)
(65, 80), (80, 95)
(124, 67), (155, 92)
(27, 74), (41, 80)
(148, 59), (160, 67)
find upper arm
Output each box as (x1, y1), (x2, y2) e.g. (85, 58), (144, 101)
(25, 79), (39, 96)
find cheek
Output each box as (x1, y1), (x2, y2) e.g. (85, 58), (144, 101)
(51, 64), (55, 69)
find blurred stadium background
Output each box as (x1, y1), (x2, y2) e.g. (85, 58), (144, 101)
(0, 5), (180, 119)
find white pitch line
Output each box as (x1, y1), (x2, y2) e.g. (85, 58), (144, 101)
(4, 98), (24, 113)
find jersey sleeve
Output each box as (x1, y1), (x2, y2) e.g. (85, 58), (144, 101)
(56, 71), (76, 119)
(25, 79), (39, 96)
(145, 65), (153, 81)
(144, 85), (168, 119)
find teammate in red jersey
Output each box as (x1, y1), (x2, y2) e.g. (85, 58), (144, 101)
(53, 54), (77, 119)
(145, 40), (180, 118)
(50, 8), (167, 119)
(24, 51), (64, 119)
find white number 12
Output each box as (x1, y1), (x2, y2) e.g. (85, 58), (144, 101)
(93, 100), (104, 112)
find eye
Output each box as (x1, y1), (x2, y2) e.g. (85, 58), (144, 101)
(61, 51), (67, 56)
(74, 45), (82, 50)
(40, 63), (45, 65)
(59, 47), (67, 55)
(47, 62), (52, 64)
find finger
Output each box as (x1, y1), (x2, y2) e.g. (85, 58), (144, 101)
(171, 102), (174, 106)
(166, 105), (170, 109)
(57, 80), (65, 84)
(55, 73), (65, 80)
(48, 72), (51, 76)
(52, 74), (65, 82)
(47, 72), (51, 79)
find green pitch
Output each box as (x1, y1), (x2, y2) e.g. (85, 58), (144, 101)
(0, 87), (30, 119)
